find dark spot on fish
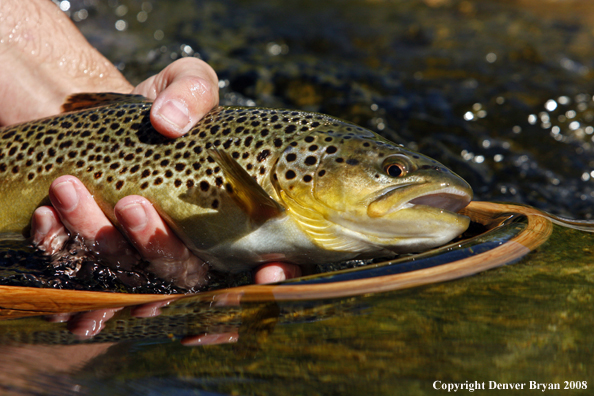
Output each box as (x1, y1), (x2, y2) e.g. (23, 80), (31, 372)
(43, 137), (53, 145)
(76, 160), (84, 168)
(154, 177), (163, 186)
(174, 179), (182, 187)
(260, 167), (266, 175)
(304, 136), (314, 143)
(140, 182), (148, 190)
(257, 149), (270, 162)
(303, 175), (312, 182)
(115, 180), (124, 190)
(326, 146), (337, 154)
(304, 156), (317, 166)
(285, 170), (296, 180)
(141, 170), (150, 178)
(346, 159), (359, 166)
(260, 129), (269, 137)
(28, 173), (34, 181)
(175, 163), (186, 171)
(186, 179), (194, 188)
(61, 121), (72, 128)
(286, 153), (297, 162)
(165, 170), (173, 178)
(130, 165), (140, 173)
(193, 162), (201, 170)
(336, 157), (344, 163)
(255, 141), (264, 149)
(311, 122), (320, 128)
(200, 181), (210, 191)
(318, 170), (326, 177)
(215, 176), (223, 187)
(106, 176), (113, 183)
(211, 199), (219, 209)
(232, 151), (240, 159)
(308, 145), (318, 152)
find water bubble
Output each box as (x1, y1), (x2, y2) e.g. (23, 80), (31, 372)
(586, 126), (594, 135)
(496, 96), (505, 105)
(137, 11), (148, 23)
(482, 139), (491, 148)
(154, 30), (164, 40)
(477, 110), (487, 118)
(494, 154), (504, 162)
(141, 2), (153, 12)
(583, 172), (591, 181)
(486, 52), (497, 63)
(576, 93), (589, 102)
(566, 110), (576, 119)
(544, 99), (557, 111)
(558, 96), (570, 105)
(569, 121), (580, 130)
(115, 20), (127, 31)
(512, 125), (522, 134)
(472, 103), (482, 111)
(474, 155), (485, 164)
(463, 111), (474, 121)
(370, 104), (378, 111)
(528, 114), (537, 124)
(59, 1), (71, 12)
(115, 5), (128, 16)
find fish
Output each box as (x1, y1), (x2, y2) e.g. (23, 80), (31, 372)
(0, 93), (472, 288)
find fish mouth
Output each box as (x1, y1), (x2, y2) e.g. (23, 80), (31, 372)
(407, 187), (471, 213)
(367, 184), (472, 218)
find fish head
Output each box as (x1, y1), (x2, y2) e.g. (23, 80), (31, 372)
(272, 127), (473, 254)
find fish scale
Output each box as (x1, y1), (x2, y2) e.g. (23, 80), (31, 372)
(0, 93), (473, 288)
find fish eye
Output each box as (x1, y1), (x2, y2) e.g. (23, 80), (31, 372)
(382, 155), (410, 178)
(384, 163), (405, 177)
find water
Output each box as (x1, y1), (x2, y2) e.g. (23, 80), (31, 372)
(1, 0), (594, 395)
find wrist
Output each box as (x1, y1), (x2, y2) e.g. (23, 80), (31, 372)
(0, 0), (132, 126)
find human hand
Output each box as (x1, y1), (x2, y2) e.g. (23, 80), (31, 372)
(31, 59), (219, 289)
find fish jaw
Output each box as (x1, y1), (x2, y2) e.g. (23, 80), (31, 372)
(328, 178), (472, 253)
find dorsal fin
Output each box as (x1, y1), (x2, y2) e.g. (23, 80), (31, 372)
(61, 93), (151, 113)
(209, 148), (284, 225)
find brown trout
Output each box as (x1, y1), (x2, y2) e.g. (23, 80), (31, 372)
(0, 93), (472, 287)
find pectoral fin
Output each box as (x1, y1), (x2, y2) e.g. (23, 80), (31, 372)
(210, 148), (284, 224)
(61, 93), (151, 112)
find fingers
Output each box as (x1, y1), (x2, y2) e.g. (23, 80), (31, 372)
(66, 308), (122, 339)
(33, 176), (209, 289)
(254, 262), (302, 284)
(114, 196), (209, 289)
(133, 58), (219, 138)
(47, 175), (138, 267)
(30, 206), (69, 254)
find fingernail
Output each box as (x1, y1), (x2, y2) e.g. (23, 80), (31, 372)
(119, 202), (148, 232)
(53, 181), (78, 211)
(158, 99), (190, 132)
